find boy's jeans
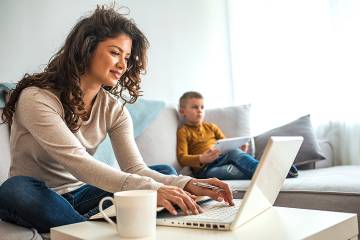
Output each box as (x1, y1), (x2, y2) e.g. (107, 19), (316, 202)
(0, 164), (176, 233)
(196, 149), (259, 180)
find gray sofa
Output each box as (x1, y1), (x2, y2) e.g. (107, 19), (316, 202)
(1, 105), (360, 239)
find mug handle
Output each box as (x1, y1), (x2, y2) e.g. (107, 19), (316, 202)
(99, 196), (116, 229)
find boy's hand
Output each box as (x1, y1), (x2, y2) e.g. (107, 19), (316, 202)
(200, 148), (221, 164)
(240, 143), (249, 153)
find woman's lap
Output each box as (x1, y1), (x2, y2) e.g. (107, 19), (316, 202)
(0, 176), (87, 233)
(0, 164), (176, 233)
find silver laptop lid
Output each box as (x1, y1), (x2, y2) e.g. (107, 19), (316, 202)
(231, 136), (303, 229)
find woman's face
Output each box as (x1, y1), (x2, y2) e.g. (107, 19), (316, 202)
(85, 34), (132, 87)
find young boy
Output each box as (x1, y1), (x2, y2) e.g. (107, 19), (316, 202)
(176, 91), (260, 180)
(176, 91), (298, 180)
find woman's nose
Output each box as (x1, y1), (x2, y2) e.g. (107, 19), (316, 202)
(116, 58), (126, 70)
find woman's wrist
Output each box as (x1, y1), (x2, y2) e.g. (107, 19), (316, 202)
(183, 178), (196, 193)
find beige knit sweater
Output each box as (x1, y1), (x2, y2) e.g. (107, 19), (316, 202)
(9, 87), (192, 194)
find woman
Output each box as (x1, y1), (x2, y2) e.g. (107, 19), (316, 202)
(0, 5), (233, 233)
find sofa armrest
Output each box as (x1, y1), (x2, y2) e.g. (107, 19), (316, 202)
(315, 140), (334, 169)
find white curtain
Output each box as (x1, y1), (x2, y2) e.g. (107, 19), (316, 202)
(227, 0), (360, 165)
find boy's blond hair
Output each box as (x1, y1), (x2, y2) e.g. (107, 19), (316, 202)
(179, 91), (203, 108)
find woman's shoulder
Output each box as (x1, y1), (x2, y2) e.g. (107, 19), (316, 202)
(98, 88), (123, 107)
(97, 88), (130, 119)
(20, 86), (60, 103)
(19, 86), (63, 111)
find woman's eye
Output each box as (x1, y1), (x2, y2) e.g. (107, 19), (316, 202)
(125, 57), (130, 62)
(111, 51), (120, 56)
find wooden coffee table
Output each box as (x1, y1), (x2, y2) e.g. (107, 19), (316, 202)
(51, 206), (358, 240)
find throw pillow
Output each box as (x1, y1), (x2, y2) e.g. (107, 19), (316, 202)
(0, 82), (16, 108)
(204, 104), (255, 156)
(254, 115), (325, 167)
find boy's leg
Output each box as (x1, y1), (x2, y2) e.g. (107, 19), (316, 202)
(226, 149), (259, 179)
(287, 165), (299, 178)
(202, 164), (246, 180)
(0, 176), (86, 233)
(149, 164), (178, 175)
(195, 155), (237, 179)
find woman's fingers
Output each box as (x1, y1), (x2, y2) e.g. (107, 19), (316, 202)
(160, 199), (178, 215)
(207, 178), (234, 205)
(157, 186), (200, 215)
(171, 189), (199, 215)
(184, 179), (234, 206)
(181, 192), (199, 214)
(185, 191), (197, 200)
(168, 195), (189, 215)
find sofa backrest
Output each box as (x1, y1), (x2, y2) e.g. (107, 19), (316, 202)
(136, 104), (253, 171)
(136, 106), (181, 170)
(204, 105), (252, 138)
(0, 109), (11, 184)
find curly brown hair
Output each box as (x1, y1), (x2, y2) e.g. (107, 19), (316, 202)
(1, 4), (149, 132)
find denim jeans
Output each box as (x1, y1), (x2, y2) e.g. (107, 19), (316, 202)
(148, 164), (177, 175)
(0, 164), (176, 233)
(196, 149), (259, 180)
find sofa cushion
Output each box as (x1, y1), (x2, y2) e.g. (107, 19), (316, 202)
(0, 82), (16, 108)
(127, 99), (166, 138)
(204, 105), (252, 138)
(204, 104), (255, 155)
(0, 220), (43, 240)
(227, 165), (360, 231)
(254, 115), (325, 167)
(136, 106), (181, 169)
(228, 165), (360, 193)
(0, 109), (11, 185)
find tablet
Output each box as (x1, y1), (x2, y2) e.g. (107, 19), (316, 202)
(214, 136), (251, 154)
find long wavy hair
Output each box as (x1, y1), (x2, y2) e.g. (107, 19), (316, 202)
(1, 5), (148, 132)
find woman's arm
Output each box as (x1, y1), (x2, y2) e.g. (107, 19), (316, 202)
(16, 87), (163, 192)
(108, 105), (192, 189)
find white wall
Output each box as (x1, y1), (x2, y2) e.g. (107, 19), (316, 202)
(0, 0), (232, 107)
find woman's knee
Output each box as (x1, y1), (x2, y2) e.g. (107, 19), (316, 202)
(0, 176), (47, 205)
(162, 165), (178, 175)
(149, 164), (178, 175)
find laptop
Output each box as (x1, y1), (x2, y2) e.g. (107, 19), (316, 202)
(157, 136), (303, 230)
(214, 136), (251, 154)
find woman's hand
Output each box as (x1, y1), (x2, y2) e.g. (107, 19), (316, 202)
(184, 178), (234, 206)
(157, 185), (201, 215)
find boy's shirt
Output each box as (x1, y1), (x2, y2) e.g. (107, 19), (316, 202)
(177, 121), (225, 171)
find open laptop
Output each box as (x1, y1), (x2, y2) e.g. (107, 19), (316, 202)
(157, 136), (303, 230)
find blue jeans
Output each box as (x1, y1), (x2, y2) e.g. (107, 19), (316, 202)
(196, 149), (259, 180)
(0, 164), (176, 233)
(149, 164), (177, 175)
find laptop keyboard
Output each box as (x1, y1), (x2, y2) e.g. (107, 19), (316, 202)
(182, 199), (241, 221)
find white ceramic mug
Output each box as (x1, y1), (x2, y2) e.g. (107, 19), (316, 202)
(99, 190), (157, 238)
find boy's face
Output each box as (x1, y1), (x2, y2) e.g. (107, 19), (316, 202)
(180, 98), (205, 125)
